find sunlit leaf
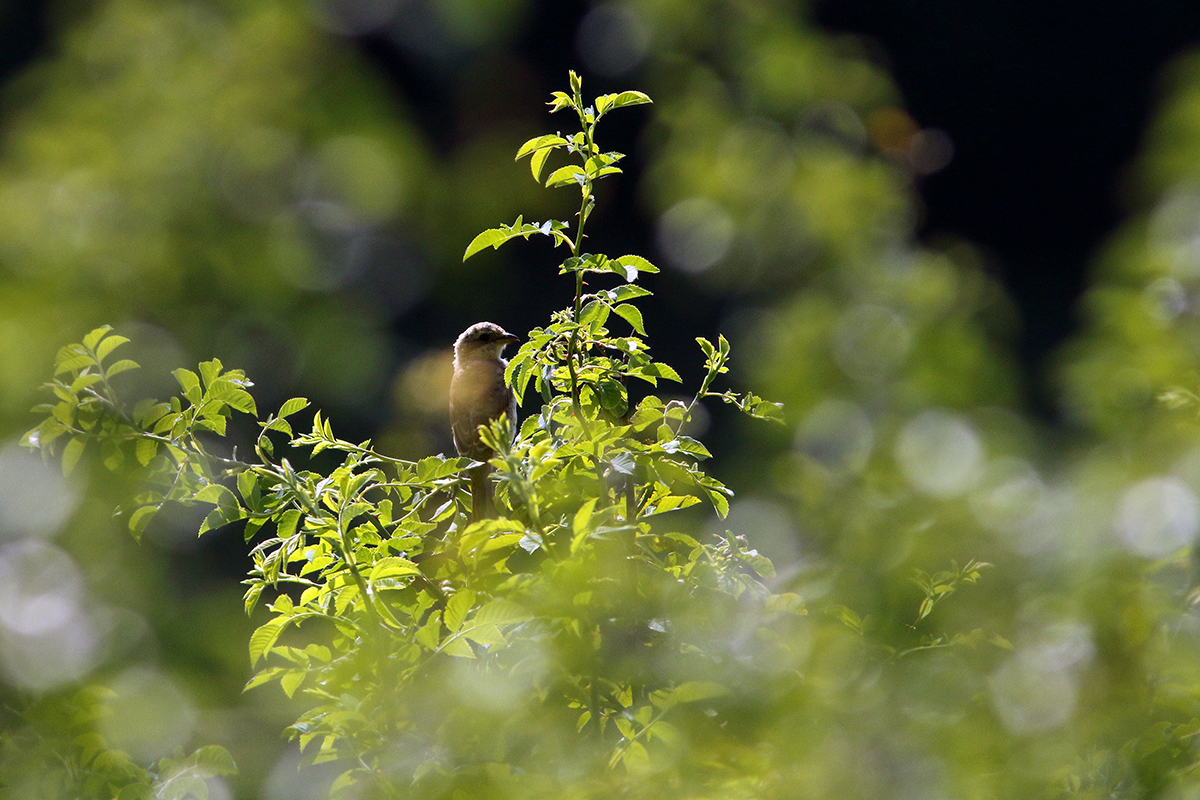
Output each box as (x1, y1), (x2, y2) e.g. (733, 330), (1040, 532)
(515, 134), (568, 161)
(61, 437), (85, 476)
(544, 165), (586, 188)
(595, 91), (652, 115)
(94, 334), (129, 362)
(82, 326), (113, 351)
(173, 368), (201, 402)
(613, 303), (646, 335)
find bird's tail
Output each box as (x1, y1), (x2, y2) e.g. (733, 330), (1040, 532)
(469, 464), (492, 521)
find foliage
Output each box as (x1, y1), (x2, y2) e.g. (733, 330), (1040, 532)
(0, 686), (234, 800)
(12, 1), (1200, 797)
(22, 73), (800, 798)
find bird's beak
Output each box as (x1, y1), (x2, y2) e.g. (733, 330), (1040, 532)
(500, 333), (521, 345)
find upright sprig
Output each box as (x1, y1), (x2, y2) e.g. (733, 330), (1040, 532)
(464, 70), (651, 313)
(464, 72), (778, 499)
(465, 71), (658, 434)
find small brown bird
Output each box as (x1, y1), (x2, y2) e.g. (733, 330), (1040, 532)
(449, 322), (520, 519)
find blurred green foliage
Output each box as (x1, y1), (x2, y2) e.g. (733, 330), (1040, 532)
(6, 0), (1200, 798)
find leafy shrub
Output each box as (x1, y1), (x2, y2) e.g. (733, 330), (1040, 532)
(22, 72), (797, 799)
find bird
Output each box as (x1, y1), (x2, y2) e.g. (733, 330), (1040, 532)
(449, 322), (521, 520)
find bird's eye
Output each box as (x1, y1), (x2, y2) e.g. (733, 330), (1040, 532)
(479, 332), (493, 342)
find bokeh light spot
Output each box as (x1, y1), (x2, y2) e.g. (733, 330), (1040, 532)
(0, 539), (97, 690)
(398, 347), (453, 416)
(831, 304), (911, 383)
(909, 128), (954, 176)
(0, 539), (83, 636)
(989, 623), (1093, 735)
(576, 3), (650, 78)
(1115, 476), (1199, 559)
(657, 197), (735, 274)
(1150, 187), (1200, 279)
(895, 410), (983, 498)
(795, 397), (875, 474)
(1144, 275), (1188, 320)
(101, 668), (197, 763)
(969, 457), (1044, 534)
(0, 442), (79, 540)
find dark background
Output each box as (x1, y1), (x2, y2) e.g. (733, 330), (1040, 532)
(7, 0), (1200, 400)
(812, 0), (1200, 384)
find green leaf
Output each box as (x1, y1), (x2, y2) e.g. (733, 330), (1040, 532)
(276, 509), (302, 540)
(706, 486), (730, 518)
(515, 133), (568, 161)
(101, 440), (124, 471)
(94, 334), (130, 363)
(54, 352), (93, 375)
(416, 610), (442, 650)
(416, 456), (464, 482)
(82, 325), (113, 351)
(129, 504), (160, 538)
(737, 548), (775, 578)
(644, 362), (682, 382)
(828, 605), (866, 634)
(243, 583), (264, 616)
(544, 165), (586, 189)
(368, 556), (420, 583)
(190, 745), (237, 776)
(208, 380), (257, 415)
(463, 217), (541, 261)
(654, 681), (729, 710)
(573, 497), (598, 537)
(462, 622), (506, 646)
(548, 91), (573, 113)
(472, 599), (531, 627)
(66, 371), (103, 393)
(198, 358), (223, 387)
(103, 359), (139, 379)
(137, 401), (170, 427)
(440, 636), (476, 659)
(530, 147), (554, 182)
(579, 299), (610, 329)
(280, 669), (305, 699)
(444, 589), (476, 634)
(595, 90), (652, 116)
(613, 303), (646, 335)
(278, 397), (309, 418)
(194, 483), (239, 508)
(607, 284), (652, 303)
(597, 379), (627, 416)
(747, 398), (785, 422)
(201, 503), (244, 535)
(173, 368), (201, 403)
(667, 435), (711, 459)
(609, 254), (659, 279)
(62, 437), (85, 476)
(584, 153), (624, 181)
(236, 471), (258, 504)
(248, 618), (285, 666)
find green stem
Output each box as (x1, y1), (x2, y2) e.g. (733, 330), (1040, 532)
(336, 503), (384, 629)
(671, 354), (726, 436)
(565, 116), (596, 439)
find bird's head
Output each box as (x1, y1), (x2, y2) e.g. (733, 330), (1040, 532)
(454, 322), (521, 364)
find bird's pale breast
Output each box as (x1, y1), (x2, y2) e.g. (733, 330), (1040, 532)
(450, 358), (515, 460)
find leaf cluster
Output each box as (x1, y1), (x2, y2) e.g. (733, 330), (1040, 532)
(0, 686), (234, 800)
(22, 73), (798, 797)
